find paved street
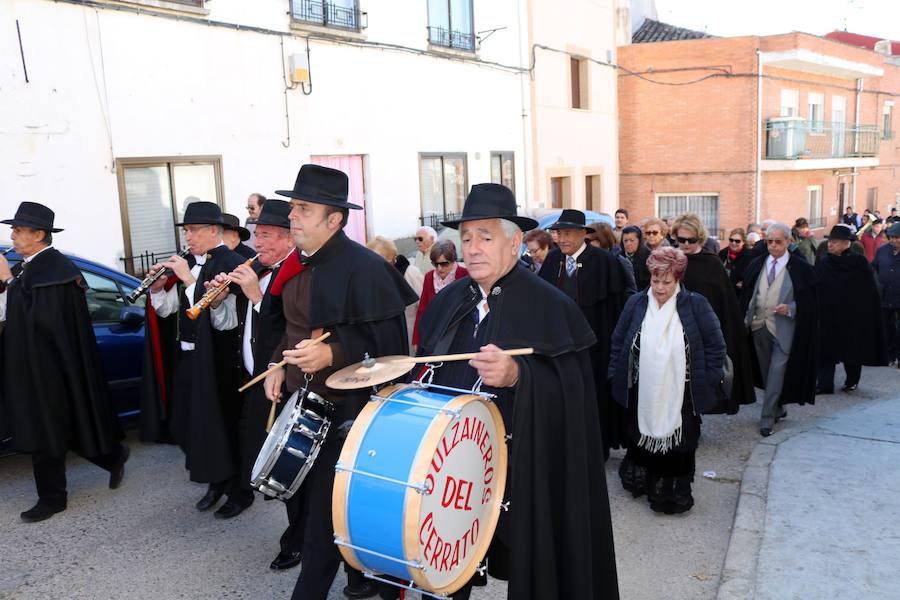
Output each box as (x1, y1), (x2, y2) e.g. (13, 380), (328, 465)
(2, 364), (898, 600)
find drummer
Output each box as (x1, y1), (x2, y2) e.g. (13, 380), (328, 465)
(414, 184), (620, 600)
(262, 164), (417, 600)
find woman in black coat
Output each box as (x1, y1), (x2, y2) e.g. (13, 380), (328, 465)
(618, 225), (651, 291)
(718, 227), (753, 298)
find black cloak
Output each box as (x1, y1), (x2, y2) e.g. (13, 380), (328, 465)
(617, 226), (651, 291)
(740, 252), (819, 407)
(718, 247), (754, 298)
(418, 264), (619, 600)
(815, 250), (887, 366)
(1, 248), (123, 459)
(683, 251), (756, 414)
(537, 245), (630, 454)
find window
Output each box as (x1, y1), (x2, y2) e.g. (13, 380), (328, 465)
(116, 156), (224, 276)
(867, 187), (878, 213)
(884, 102), (894, 140)
(419, 153), (467, 227)
(490, 152), (515, 193)
(807, 185), (823, 225)
(832, 96), (847, 157)
(291, 0), (362, 30)
(656, 193), (720, 240)
(585, 175), (601, 211)
(807, 92), (824, 134)
(550, 177), (571, 209)
(780, 89), (799, 117)
(82, 271), (128, 323)
(427, 0), (474, 51)
(570, 57), (588, 109)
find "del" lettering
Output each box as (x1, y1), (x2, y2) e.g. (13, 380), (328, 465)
(440, 476), (474, 511)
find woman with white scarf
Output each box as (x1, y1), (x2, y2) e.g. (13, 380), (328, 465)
(609, 247), (726, 514)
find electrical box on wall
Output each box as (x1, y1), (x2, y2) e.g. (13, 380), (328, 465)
(289, 53), (310, 84)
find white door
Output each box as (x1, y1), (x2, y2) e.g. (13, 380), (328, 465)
(832, 96), (846, 157)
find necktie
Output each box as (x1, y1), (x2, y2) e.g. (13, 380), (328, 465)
(767, 259), (777, 286)
(566, 255), (577, 277)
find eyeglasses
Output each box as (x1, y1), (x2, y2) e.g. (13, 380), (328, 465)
(728, 238), (743, 244)
(432, 260), (451, 267)
(676, 236), (699, 244)
(644, 230), (662, 236)
(415, 237), (426, 242)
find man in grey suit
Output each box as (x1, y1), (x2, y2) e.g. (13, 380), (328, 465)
(740, 223), (819, 437)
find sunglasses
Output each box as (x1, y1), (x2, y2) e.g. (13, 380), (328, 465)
(676, 236), (699, 244)
(432, 260), (451, 267)
(415, 237), (426, 242)
(645, 230), (662, 235)
(729, 238), (743, 244)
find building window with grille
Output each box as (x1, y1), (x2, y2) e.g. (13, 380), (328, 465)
(291, 0), (362, 30)
(490, 152), (515, 193)
(807, 185), (823, 226)
(656, 193), (720, 240)
(115, 156), (224, 276)
(419, 153), (468, 229)
(427, 0), (475, 51)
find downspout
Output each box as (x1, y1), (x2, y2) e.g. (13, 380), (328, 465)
(755, 49), (763, 224)
(517, 0), (531, 209)
(851, 77), (862, 211)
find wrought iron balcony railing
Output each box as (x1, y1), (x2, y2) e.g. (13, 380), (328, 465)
(764, 118), (880, 160)
(427, 26), (475, 51)
(291, 0), (362, 30)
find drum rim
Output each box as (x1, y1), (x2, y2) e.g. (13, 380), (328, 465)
(250, 390), (301, 492)
(402, 392), (507, 595)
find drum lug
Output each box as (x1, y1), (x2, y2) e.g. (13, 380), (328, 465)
(266, 479), (287, 494)
(286, 447), (308, 460)
(500, 501), (510, 512)
(504, 433), (512, 442)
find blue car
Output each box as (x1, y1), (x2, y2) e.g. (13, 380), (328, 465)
(1, 246), (146, 450)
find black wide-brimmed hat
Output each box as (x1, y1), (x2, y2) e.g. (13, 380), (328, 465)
(825, 223), (857, 241)
(276, 164), (362, 210)
(547, 209), (595, 232)
(441, 184), (537, 231)
(222, 213), (251, 241)
(1, 201), (63, 232)
(175, 201), (225, 226)
(255, 199), (292, 229)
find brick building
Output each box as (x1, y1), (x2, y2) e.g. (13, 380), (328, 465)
(618, 21), (899, 242)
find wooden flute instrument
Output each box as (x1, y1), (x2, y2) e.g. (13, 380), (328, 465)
(185, 254), (258, 320)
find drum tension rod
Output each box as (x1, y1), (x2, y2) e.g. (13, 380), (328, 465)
(333, 538), (425, 571)
(335, 463), (431, 494)
(360, 572), (450, 600)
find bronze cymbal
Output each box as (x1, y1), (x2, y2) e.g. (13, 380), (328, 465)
(325, 355), (415, 390)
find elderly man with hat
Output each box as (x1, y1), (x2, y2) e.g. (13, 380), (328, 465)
(0, 202), (129, 522)
(415, 186), (620, 600)
(537, 208), (631, 459)
(223, 213), (257, 260)
(261, 164), (416, 600)
(874, 222), (900, 367)
(815, 224), (887, 393)
(145, 201), (249, 515)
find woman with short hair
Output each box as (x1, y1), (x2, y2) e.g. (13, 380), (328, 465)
(718, 227), (752, 297)
(412, 239), (467, 346)
(641, 218), (670, 251)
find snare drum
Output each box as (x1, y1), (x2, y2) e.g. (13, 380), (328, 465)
(333, 383), (507, 596)
(251, 389), (331, 500)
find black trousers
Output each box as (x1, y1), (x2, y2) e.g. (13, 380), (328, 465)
(885, 308), (900, 361)
(817, 362), (862, 391)
(32, 443), (125, 507)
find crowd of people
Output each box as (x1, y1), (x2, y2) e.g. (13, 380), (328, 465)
(2, 178), (899, 600)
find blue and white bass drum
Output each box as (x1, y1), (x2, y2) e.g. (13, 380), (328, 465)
(333, 382), (507, 596)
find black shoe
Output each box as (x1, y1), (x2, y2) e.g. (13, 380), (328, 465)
(815, 387), (833, 395)
(269, 550), (302, 570)
(342, 580), (377, 599)
(196, 486), (225, 511)
(213, 499), (252, 519)
(109, 445), (130, 489)
(760, 427), (773, 437)
(775, 410), (787, 423)
(21, 501), (66, 523)
(841, 384), (858, 392)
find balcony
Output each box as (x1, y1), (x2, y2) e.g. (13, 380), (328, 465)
(761, 117), (881, 171)
(427, 26), (476, 52)
(291, 0), (363, 31)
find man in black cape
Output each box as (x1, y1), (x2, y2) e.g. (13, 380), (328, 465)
(146, 201), (248, 514)
(538, 208), (630, 458)
(740, 223), (819, 436)
(0, 202), (129, 522)
(814, 224), (887, 392)
(262, 165), (417, 600)
(417, 185), (619, 600)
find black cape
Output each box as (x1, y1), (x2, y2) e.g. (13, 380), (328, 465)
(1, 248), (123, 458)
(718, 247), (754, 298)
(538, 246), (630, 454)
(418, 264), (619, 600)
(684, 251), (756, 413)
(740, 252), (819, 407)
(815, 250), (887, 366)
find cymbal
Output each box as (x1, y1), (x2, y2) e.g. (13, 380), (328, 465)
(326, 355), (415, 390)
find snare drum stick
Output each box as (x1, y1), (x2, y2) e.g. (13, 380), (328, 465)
(393, 347), (534, 364)
(239, 332), (331, 393)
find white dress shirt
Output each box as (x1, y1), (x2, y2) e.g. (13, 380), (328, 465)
(242, 270), (273, 374)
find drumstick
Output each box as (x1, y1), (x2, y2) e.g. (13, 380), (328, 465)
(239, 332), (331, 393)
(392, 347), (534, 364)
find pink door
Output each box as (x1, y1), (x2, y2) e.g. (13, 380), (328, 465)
(310, 155), (367, 244)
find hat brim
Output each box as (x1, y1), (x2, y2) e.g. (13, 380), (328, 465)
(253, 218), (291, 229)
(441, 215), (539, 232)
(174, 220), (225, 227)
(226, 226), (251, 241)
(825, 234), (857, 241)
(547, 221), (596, 233)
(0, 218), (63, 233)
(276, 189), (362, 210)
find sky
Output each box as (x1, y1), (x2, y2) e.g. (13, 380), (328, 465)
(653, 0), (900, 41)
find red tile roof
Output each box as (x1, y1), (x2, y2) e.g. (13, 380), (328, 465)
(824, 30), (899, 55)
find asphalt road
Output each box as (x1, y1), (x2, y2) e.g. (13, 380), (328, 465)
(2, 364), (898, 600)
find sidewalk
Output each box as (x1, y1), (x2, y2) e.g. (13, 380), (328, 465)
(718, 396), (900, 600)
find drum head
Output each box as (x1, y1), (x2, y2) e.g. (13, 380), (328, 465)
(251, 391), (300, 482)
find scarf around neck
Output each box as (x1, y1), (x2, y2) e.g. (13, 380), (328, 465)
(432, 266), (457, 292)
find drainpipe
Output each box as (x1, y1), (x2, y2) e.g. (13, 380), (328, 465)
(851, 77), (862, 211)
(755, 49), (763, 224)
(517, 0), (531, 209)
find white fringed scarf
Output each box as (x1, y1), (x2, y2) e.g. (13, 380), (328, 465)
(637, 288), (687, 453)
